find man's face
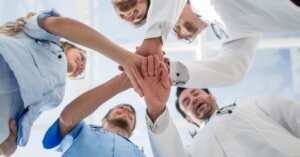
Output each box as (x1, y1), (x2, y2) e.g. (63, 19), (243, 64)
(105, 105), (136, 132)
(179, 89), (217, 121)
(173, 4), (207, 43)
(112, 0), (148, 25)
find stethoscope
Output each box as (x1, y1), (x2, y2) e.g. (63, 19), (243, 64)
(188, 103), (236, 138)
(34, 39), (64, 59)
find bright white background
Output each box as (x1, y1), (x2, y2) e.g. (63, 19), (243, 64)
(0, 0), (299, 157)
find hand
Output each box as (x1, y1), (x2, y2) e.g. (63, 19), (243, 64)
(121, 53), (145, 96)
(132, 55), (172, 121)
(135, 37), (164, 60)
(117, 72), (132, 90)
(163, 57), (170, 73)
(0, 120), (18, 157)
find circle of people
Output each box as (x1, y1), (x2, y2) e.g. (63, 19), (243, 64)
(1, 0), (300, 156)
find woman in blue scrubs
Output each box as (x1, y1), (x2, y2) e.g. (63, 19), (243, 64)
(0, 9), (143, 156)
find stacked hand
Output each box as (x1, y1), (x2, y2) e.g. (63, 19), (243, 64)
(131, 55), (172, 121)
(0, 120), (18, 157)
(120, 37), (170, 97)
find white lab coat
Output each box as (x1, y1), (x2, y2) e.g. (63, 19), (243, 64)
(167, 0), (300, 88)
(144, 0), (187, 42)
(146, 96), (300, 157)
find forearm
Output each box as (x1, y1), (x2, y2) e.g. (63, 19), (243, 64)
(170, 36), (260, 88)
(39, 17), (133, 65)
(59, 74), (129, 136)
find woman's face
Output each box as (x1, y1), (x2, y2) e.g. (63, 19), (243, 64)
(65, 48), (86, 78)
(112, 0), (148, 25)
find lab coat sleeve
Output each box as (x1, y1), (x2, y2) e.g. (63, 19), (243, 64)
(170, 35), (260, 88)
(146, 108), (188, 157)
(144, 0), (187, 43)
(253, 96), (300, 138)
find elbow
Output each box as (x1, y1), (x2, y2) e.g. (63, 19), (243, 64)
(227, 65), (248, 85)
(230, 71), (246, 84)
(59, 109), (75, 128)
(38, 17), (66, 35)
(226, 54), (252, 85)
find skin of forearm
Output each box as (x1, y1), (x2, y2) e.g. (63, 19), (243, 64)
(59, 74), (130, 137)
(39, 17), (135, 65)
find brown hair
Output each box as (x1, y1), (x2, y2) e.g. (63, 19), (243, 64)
(112, 0), (138, 12)
(112, 0), (150, 26)
(0, 12), (35, 36)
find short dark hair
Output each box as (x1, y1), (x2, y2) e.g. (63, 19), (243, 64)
(175, 87), (210, 119)
(103, 104), (137, 131)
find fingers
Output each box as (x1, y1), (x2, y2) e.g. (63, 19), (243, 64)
(169, 77), (173, 86)
(163, 57), (170, 66)
(141, 58), (148, 78)
(127, 69), (144, 97)
(131, 65), (144, 97)
(131, 64), (144, 84)
(160, 62), (171, 89)
(164, 57), (170, 73)
(147, 56), (154, 76)
(154, 55), (160, 77)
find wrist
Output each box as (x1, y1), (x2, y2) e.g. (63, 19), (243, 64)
(147, 105), (166, 122)
(120, 52), (136, 66)
(114, 74), (131, 91)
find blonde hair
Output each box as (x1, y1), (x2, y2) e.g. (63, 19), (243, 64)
(0, 12), (35, 36)
(60, 41), (86, 54)
(60, 41), (87, 65)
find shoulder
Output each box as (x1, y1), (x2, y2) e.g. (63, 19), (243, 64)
(23, 9), (61, 41)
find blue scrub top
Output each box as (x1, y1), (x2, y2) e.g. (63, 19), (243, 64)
(43, 120), (146, 157)
(0, 9), (67, 146)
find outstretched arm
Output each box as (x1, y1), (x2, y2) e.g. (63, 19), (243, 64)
(132, 55), (187, 157)
(132, 55), (172, 121)
(170, 35), (260, 88)
(59, 73), (131, 137)
(38, 17), (144, 96)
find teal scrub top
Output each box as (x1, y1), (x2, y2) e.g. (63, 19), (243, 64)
(43, 120), (146, 157)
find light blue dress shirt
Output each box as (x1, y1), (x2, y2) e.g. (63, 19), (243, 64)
(0, 9), (67, 146)
(43, 120), (146, 157)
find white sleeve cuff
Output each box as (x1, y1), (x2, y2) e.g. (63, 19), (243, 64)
(145, 108), (170, 134)
(170, 61), (189, 86)
(144, 22), (170, 43)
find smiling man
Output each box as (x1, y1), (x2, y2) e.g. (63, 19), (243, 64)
(175, 87), (217, 127)
(43, 74), (145, 157)
(175, 87), (237, 128)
